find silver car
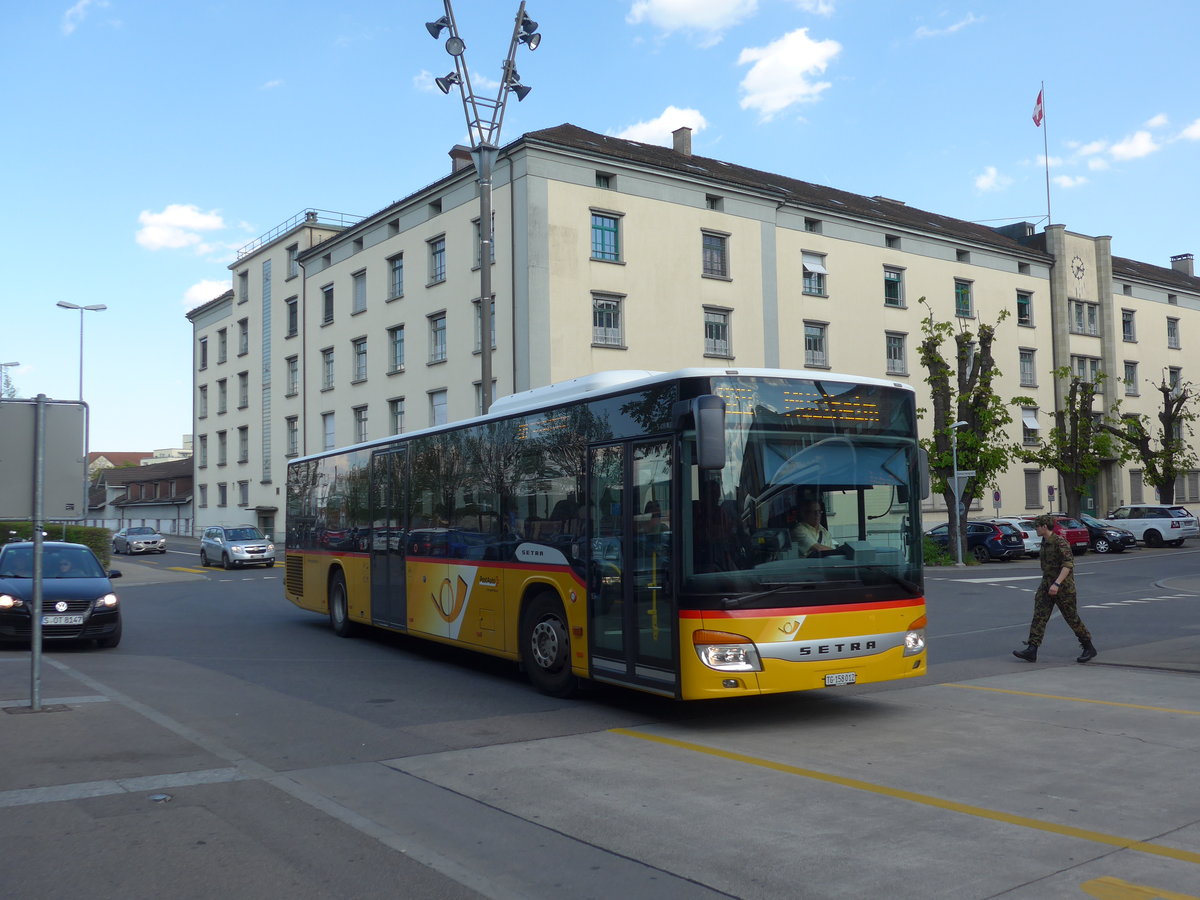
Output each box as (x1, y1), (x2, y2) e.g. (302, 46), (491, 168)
(199, 525), (275, 569)
(113, 526), (166, 555)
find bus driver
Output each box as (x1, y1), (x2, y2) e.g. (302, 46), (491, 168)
(791, 497), (837, 557)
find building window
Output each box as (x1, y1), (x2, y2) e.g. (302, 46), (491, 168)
(595, 172), (612, 189)
(322, 285), (334, 324)
(389, 398), (405, 435)
(198, 337), (208, 369)
(238, 481), (249, 506)
(1168, 293), (1178, 306)
(198, 484), (208, 508)
(430, 390), (448, 426)
(352, 270), (367, 314)
(1018, 262), (1030, 275)
(217, 379), (227, 414)
(1168, 317), (1181, 349)
(429, 313), (447, 363)
(1122, 284), (1133, 296)
(285, 297), (298, 337)
(804, 218), (822, 233)
(238, 318), (249, 356)
(592, 293), (624, 347)
(1070, 300), (1099, 335)
(238, 271), (249, 303)
(885, 332), (906, 375)
(954, 280), (973, 318)
(286, 244), (299, 279)
(1122, 309), (1136, 342)
(1124, 361), (1139, 396)
(591, 212), (620, 261)
(286, 356), (299, 396)
(802, 252), (827, 296)
(388, 325), (405, 373)
(1071, 354), (1101, 382)
(1169, 366), (1182, 390)
(198, 385), (208, 418)
(804, 322), (828, 368)
(237, 372), (248, 408)
(702, 231), (729, 278)
(1019, 349), (1036, 387)
(217, 483), (227, 507)
(1016, 291), (1033, 326)
(353, 406), (368, 443)
(1130, 469), (1144, 504)
(884, 267), (905, 307)
(956, 249), (970, 263)
(428, 236), (446, 284)
(885, 234), (900, 249)
(351, 338), (367, 382)
(704, 308), (731, 357)
(705, 194), (723, 211)
(237, 426), (248, 463)
(322, 412), (335, 451)
(1021, 408), (1040, 445)
(1024, 470), (1041, 509)
(285, 416), (298, 456)
(388, 254), (404, 299)
(217, 431), (228, 466)
(473, 214), (495, 267)
(473, 297), (496, 352)
(217, 328), (228, 363)
(321, 347), (334, 390)
(197, 435), (208, 468)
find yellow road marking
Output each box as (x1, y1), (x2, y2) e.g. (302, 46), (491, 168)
(944, 682), (1200, 716)
(610, 728), (1200, 866)
(167, 567), (208, 574)
(1081, 875), (1200, 899)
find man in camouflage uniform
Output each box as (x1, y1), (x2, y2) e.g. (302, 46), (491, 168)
(1013, 514), (1098, 663)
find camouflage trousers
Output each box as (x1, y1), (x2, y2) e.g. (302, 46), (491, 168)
(1026, 580), (1092, 646)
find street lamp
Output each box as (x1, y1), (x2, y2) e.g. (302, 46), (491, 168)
(0, 361), (18, 398)
(427, 1), (541, 414)
(950, 420), (968, 567)
(56, 302), (107, 401)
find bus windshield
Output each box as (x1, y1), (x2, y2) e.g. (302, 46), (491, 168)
(683, 376), (921, 605)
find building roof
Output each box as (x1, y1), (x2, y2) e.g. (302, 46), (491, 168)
(523, 123), (1053, 261)
(1112, 256), (1200, 293)
(89, 451), (153, 468)
(100, 457), (193, 484)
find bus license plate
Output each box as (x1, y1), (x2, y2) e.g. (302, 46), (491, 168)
(825, 672), (857, 686)
(42, 615), (85, 626)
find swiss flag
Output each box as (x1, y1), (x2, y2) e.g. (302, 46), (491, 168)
(1032, 89), (1044, 127)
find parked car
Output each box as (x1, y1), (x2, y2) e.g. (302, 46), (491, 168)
(988, 516), (1042, 558)
(1100, 505), (1200, 547)
(0, 541), (122, 648)
(199, 525), (275, 569)
(1078, 513), (1137, 554)
(1045, 515), (1092, 555)
(925, 520), (1025, 563)
(112, 526), (166, 555)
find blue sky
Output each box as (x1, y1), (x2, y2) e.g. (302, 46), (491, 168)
(3, 0), (1197, 451)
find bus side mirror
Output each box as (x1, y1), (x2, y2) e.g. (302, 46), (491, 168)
(694, 395), (726, 470)
(917, 447), (931, 500)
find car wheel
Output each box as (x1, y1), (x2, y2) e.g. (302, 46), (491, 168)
(328, 570), (357, 637)
(521, 592), (578, 698)
(1093, 537), (1111, 554)
(971, 545), (990, 564)
(96, 619), (122, 649)
(1144, 529), (1164, 548)
(222, 553), (233, 570)
(1168, 539), (1184, 547)
(199, 548), (209, 566)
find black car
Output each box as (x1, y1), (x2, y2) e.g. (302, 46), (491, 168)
(0, 542), (122, 647)
(1078, 514), (1137, 554)
(925, 520), (1025, 563)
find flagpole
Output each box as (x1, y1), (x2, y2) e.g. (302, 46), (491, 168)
(1040, 81), (1051, 225)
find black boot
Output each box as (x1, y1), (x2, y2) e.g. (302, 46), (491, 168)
(1076, 641), (1097, 663)
(1012, 644), (1038, 662)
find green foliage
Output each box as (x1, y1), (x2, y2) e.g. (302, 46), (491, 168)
(2, 522), (113, 568)
(1101, 376), (1198, 504)
(921, 534), (955, 566)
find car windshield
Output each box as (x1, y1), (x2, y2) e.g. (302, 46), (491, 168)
(226, 528), (264, 541)
(0, 547), (104, 579)
(996, 523), (1019, 536)
(1058, 518), (1084, 529)
(1169, 508), (1192, 518)
(128, 527), (155, 535)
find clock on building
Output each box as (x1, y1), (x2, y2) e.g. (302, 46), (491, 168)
(1070, 255), (1086, 281)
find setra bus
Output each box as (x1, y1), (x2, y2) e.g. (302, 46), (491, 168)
(284, 368), (928, 700)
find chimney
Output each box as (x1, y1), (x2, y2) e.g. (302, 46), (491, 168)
(1170, 253), (1194, 277)
(449, 144), (474, 172)
(672, 126), (692, 156)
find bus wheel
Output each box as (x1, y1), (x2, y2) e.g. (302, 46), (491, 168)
(328, 571), (357, 638)
(521, 593), (577, 698)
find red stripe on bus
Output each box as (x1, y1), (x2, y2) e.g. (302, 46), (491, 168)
(681, 598), (924, 618)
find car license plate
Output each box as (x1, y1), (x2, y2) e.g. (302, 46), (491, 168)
(42, 615), (85, 626)
(825, 672), (857, 686)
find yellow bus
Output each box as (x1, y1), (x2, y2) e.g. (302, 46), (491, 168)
(284, 368), (927, 699)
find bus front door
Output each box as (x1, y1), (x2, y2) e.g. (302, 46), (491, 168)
(369, 448), (407, 629)
(587, 439), (677, 695)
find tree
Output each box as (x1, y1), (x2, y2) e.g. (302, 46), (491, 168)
(916, 300), (1030, 561)
(1021, 368), (1127, 518)
(1101, 374), (1197, 505)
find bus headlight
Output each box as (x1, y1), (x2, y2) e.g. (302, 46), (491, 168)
(903, 615), (926, 656)
(693, 630), (762, 672)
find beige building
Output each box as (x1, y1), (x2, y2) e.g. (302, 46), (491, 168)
(186, 123), (1200, 538)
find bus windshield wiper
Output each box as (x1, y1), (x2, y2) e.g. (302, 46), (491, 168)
(721, 583), (803, 609)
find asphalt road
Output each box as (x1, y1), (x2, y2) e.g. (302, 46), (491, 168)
(2, 543), (1199, 899)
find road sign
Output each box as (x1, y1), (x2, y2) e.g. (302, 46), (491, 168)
(0, 398), (88, 520)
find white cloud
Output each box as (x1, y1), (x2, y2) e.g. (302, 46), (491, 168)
(914, 13), (982, 39)
(974, 166), (1012, 192)
(1053, 175), (1087, 188)
(1144, 113), (1169, 128)
(1075, 139), (1107, 156)
(136, 204), (227, 251)
(1036, 155), (1063, 168)
(1087, 157), (1110, 171)
(62, 0), (107, 35)
(737, 28), (841, 122)
(414, 70), (437, 92)
(183, 280), (232, 311)
(613, 106), (708, 145)
(260, 79), (284, 91)
(627, 0), (758, 43)
(1180, 118), (1200, 141)
(788, 0), (835, 15)
(1110, 130), (1159, 160)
